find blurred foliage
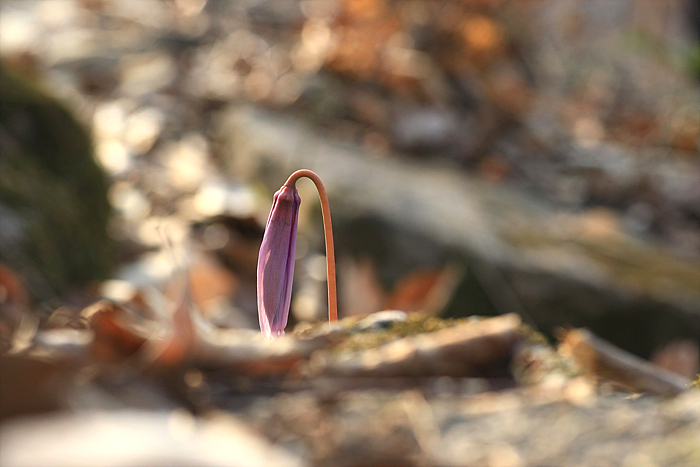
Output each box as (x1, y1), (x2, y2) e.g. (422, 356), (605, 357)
(686, 45), (700, 78)
(0, 65), (114, 301)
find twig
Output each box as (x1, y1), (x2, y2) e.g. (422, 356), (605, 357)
(559, 329), (691, 396)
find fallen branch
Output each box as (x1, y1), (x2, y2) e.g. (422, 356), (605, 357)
(558, 328), (691, 396)
(193, 328), (340, 375)
(312, 313), (522, 378)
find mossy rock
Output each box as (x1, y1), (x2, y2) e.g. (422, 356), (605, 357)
(0, 65), (113, 302)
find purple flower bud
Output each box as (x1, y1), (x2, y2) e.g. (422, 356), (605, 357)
(257, 184), (301, 338)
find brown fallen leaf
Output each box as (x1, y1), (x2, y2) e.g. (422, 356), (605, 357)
(188, 253), (238, 318)
(0, 352), (76, 420)
(148, 291), (197, 367)
(460, 15), (506, 62)
(382, 264), (462, 315)
(82, 300), (151, 364)
(650, 339), (700, 380)
(0, 264), (30, 351)
(339, 256), (385, 317)
(341, 259), (462, 318)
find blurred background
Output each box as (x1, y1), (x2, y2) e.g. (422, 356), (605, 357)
(1, 0), (700, 463)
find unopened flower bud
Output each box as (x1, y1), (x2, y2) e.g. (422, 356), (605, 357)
(257, 184), (301, 337)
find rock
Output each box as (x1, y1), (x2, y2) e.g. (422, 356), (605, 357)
(0, 410), (304, 467)
(218, 106), (700, 358)
(390, 107), (460, 152)
(352, 310), (407, 332)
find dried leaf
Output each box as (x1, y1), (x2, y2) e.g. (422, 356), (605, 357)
(461, 16), (504, 55)
(149, 295), (197, 367)
(383, 264), (462, 315)
(188, 253), (238, 317)
(650, 339), (700, 380)
(0, 353), (74, 420)
(0, 264), (30, 350)
(339, 256), (385, 317)
(82, 300), (151, 364)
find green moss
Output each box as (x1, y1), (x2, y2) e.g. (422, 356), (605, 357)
(691, 375), (700, 390)
(517, 323), (550, 346)
(310, 313), (466, 354)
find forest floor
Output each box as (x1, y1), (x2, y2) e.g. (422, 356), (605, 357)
(1, 1), (700, 466)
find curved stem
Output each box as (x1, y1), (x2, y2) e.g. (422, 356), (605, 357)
(284, 169), (338, 322)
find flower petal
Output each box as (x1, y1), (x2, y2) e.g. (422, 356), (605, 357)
(257, 185), (300, 337)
